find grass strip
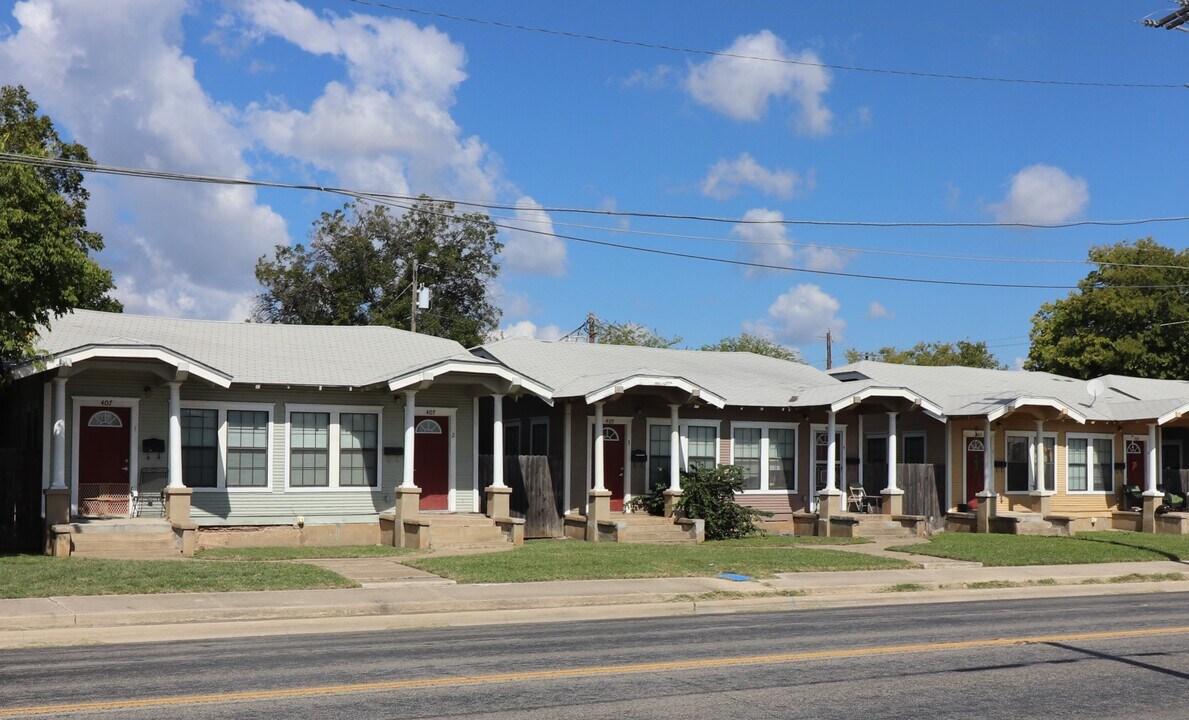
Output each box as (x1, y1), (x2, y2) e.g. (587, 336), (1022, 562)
(0, 554), (357, 599)
(711, 535), (871, 547)
(887, 531), (1189, 566)
(195, 545), (420, 561)
(406, 539), (914, 584)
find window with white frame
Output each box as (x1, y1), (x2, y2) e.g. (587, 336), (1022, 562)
(1006, 432), (1057, 494)
(1067, 434), (1113, 493)
(648, 424), (672, 490)
(687, 425), (718, 469)
(180, 404), (272, 490)
(732, 423), (797, 492)
(647, 422), (720, 487)
(288, 406), (382, 489)
(813, 426), (845, 492)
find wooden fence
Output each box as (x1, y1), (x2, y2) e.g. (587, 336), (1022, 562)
(478, 454), (564, 538)
(863, 462), (945, 529)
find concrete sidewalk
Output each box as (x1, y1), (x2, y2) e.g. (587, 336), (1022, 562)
(2, 558), (1187, 647)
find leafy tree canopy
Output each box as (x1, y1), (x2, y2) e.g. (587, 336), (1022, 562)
(1, 85), (121, 375)
(700, 332), (801, 362)
(1026, 238), (1189, 379)
(586, 315), (682, 348)
(254, 197), (502, 348)
(844, 340), (1005, 369)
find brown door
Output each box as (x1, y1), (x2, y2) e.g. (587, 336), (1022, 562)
(415, 415), (450, 510)
(1126, 440), (1145, 489)
(78, 406), (132, 516)
(593, 424), (626, 512)
(965, 436), (985, 509)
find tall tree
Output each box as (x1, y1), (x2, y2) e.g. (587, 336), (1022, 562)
(701, 333), (801, 362)
(254, 198), (502, 347)
(844, 340), (1005, 369)
(1026, 238), (1189, 379)
(1, 85), (121, 376)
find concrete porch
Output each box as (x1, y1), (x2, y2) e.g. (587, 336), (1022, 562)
(562, 512), (703, 544)
(49, 518), (186, 559)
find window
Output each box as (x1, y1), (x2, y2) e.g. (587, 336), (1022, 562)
(687, 425), (717, 469)
(1042, 436), (1056, 491)
(732, 423), (797, 492)
(902, 433), (926, 464)
(181, 408), (218, 488)
(648, 424), (672, 489)
(339, 413), (378, 488)
(227, 410), (268, 488)
(1006, 435), (1031, 493)
(530, 418), (549, 455)
(1067, 434), (1114, 493)
(287, 406), (382, 490)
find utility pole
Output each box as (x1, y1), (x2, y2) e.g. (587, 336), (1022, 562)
(410, 258), (418, 333)
(586, 312), (597, 343)
(825, 329), (833, 369)
(1144, 2), (1189, 30)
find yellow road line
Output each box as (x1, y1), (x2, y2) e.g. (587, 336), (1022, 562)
(5, 625), (1189, 717)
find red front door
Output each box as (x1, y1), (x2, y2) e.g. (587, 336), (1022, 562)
(1126, 439), (1145, 489)
(78, 406), (132, 516)
(593, 424), (626, 512)
(965, 436), (985, 509)
(415, 415), (450, 510)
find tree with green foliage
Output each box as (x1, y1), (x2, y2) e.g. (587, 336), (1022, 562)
(844, 340), (1005, 369)
(629, 464), (771, 539)
(700, 332), (800, 362)
(586, 315), (682, 348)
(254, 197), (502, 347)
(1026, 238), (1189, 379)
(1, 85), (121, 376)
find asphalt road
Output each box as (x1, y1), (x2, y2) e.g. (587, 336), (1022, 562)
(2, 593), (1187, 719)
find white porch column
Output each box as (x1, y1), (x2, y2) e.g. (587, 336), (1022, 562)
(1146, 423), (1160, 495)
(593, 401), (606, 492)
(402, 390), (417, 487)
(50, 377), (68, 490)
(826, 410), (838, 492)
(669, 404), (681, 493)
(167, 381), (184, 489)
(886, 412), (899, 493)
(563, 402), (572, 512)
(491, 393), (506, 488)
(1034, 420), (1046, 492)
(983, 418), (994, 496)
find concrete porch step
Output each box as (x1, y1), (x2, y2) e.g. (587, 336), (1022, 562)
(424, 515), (513, 550)
(61, 519), (173, 535)
(423, 513), (498, 527)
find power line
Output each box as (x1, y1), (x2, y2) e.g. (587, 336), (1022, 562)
(8, 151), (1189, 291)
(6, 151), (1189, 232)
(340, 0), (1185, 90)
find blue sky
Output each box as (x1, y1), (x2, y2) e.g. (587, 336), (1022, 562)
(2, 0), (1186, 368)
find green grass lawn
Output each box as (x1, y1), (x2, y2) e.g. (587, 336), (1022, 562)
(710, 535), (871, 548)
(194, 545), (421, 561)
(888, 531), (1189, 566)
(404, 539), (913, 583)
(0, 554), (358, 599)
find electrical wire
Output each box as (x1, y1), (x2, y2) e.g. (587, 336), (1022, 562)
(340, 0), (1185, 90)
(7, 151), (1189, 231)
(7, 151), (1189, 289)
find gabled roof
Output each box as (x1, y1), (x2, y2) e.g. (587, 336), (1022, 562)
(477, 337), (837, 407)
(19, 309), (530, 390)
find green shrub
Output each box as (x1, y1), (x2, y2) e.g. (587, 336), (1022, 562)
(627, 481), (668, 516)
(677, 464), (771, 540)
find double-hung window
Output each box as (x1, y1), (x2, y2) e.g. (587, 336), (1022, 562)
(1006, 432), (1058, 494)
(287, 406), (382, 490)
(647, 421), (721, 488)
(731, 423), (798, 492)
(180, 403), (273, 490)
(1067, 434), (1114, 493)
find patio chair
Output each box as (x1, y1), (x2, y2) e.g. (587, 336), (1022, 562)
(848, 485), (869, 513)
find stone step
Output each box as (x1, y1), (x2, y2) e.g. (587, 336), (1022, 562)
(609, 514), (674, 525)
(423, 513), (497, 527)
(71, 548), (183, 560)
(429, 526), (507, 546)
(621, 529), (695, 544)
(63, 519), (173, 535)
(69, 532), (178, 547)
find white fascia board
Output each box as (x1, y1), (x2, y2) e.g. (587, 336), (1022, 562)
(1157, 402), (1189, 426)
(387, 360), (554, 402)
(12, 344), (233, 388)
(986, 396), (1087, 424)
(827, 386), (946, 422)
(582, 375), (727, 408)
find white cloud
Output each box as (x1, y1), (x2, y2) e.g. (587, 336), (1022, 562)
(622, 65), (673, 89)
(684, 30), (833, 137)
(499, 196), (567, 276)
(989, 164), (1089, 225)
(732, 208), (846, 274)
(492, 320), (564, 342)
(867, 301), (894, 320)
(701, 153), (806, 200)
(241, 0), (500, 201)
(746, 284), (845, 344)
(0, 0), (290, 320)
(1013, 356), (1027, 370)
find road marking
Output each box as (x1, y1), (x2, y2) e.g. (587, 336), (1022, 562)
(5, 625), (1189, 716)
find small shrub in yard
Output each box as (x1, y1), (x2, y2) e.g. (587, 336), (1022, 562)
(678, 464), (771, 540)
(627, 481), (668, 516)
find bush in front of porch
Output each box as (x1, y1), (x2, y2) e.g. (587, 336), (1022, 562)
(630, 464), (771, 540)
